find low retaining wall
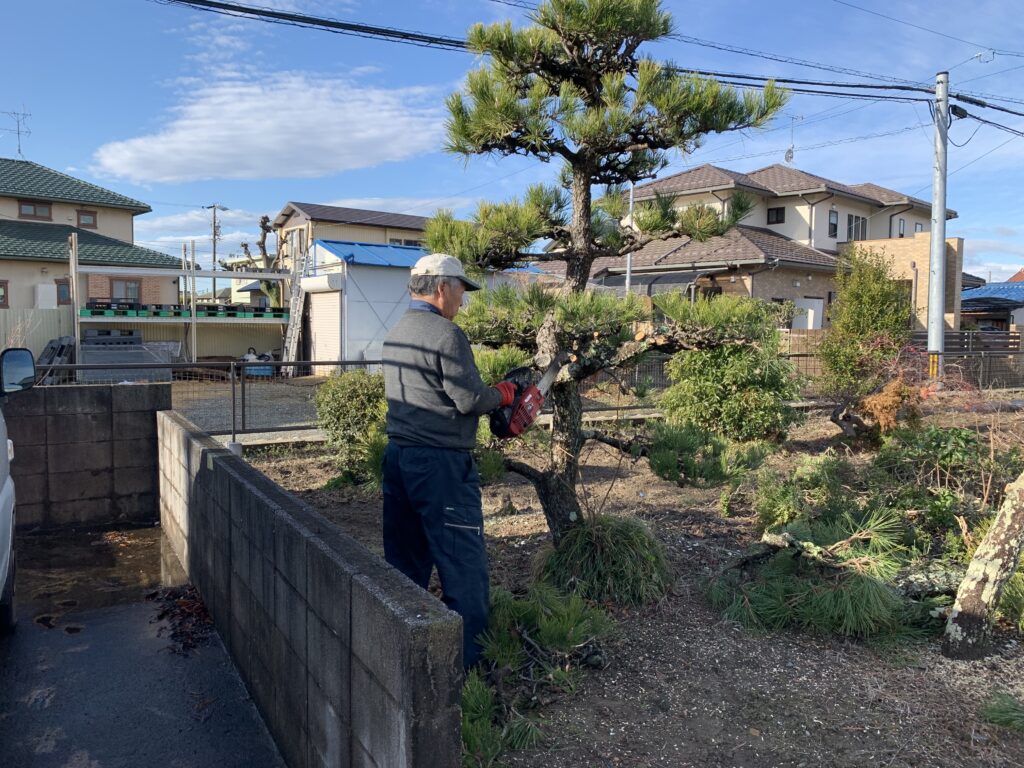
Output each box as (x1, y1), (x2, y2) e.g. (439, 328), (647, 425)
(7, 384), (170, 529)
(157, 411), (462, 768)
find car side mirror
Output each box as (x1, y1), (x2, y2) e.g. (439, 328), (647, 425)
(1, 348), (36, 395)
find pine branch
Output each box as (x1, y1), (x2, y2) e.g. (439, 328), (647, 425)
(505, 458), (545, 485)
(581, 429), (650, 457)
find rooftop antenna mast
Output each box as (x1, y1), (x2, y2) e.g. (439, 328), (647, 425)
(0, 109), (32, 158)
(784, 115), (802, 164)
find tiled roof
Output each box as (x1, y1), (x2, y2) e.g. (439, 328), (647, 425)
(1007, 267), (1024, 283)
(276, 202), (429, 231)
(633, 164), (773, 199)
(0, 158), (150, 213)
(962, 271), (986, 288)
(0, 220), (182, 267)
(589, 226), (837, 276)
(962, 282), (1024, 303)
(633, 162), (956, 218)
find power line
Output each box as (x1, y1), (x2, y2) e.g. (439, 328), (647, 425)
(155, 0), (467, 50)
(829, 0), (1024, 58)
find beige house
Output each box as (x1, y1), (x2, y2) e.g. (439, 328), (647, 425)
(585, 163), (964, 330)
(0, 157), (180, 313)
(273, 202), (427, 273)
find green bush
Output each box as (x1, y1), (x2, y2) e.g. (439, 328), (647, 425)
(464, 585), (608, 766)
(535, 515), (672, 605)
(751, 450), (848, 531)
(874, 425), (1024, 517)
(662, 342), (800, 442)
(816, 247), (913, 401)
(315, 370), (386, 466)
(648, 422), (767, 487)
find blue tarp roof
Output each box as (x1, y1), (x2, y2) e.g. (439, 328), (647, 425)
(961, 282), (1024, 310)
(314, 239), (424, 268)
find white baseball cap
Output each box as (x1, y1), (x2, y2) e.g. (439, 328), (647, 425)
(410, 253), (482, 291)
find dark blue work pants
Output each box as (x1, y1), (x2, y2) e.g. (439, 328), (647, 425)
(382, 442), (489, 668)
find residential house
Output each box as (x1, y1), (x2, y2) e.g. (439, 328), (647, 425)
(273, 203), (427, 272)
(0, 158), (180, 313)
(585, 163), (964, 330)
(961, 283), (1024, 331)
(1007, 267), (1024, 283)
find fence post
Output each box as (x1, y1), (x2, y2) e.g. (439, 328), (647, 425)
(240, 363), (247, 431)
(230, 361), (238, 443)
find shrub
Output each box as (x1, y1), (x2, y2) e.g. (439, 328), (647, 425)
(981, 692), (1024, 732)
(662, 340), (800, 442)
(355, 423), (389, 494)
(535, 515), (672, 605)
(751, 450), (848, 531)
(315, 370), (386, 466)
(464, 585), (608, 765)
(816, 247), (913, 403)
(648, 422), (767, 487)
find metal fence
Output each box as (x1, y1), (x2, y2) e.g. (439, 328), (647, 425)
(37, 360), (378, 439)
(35, 351), (1024, 442)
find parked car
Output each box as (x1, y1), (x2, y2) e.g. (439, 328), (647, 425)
(1, 348), (36, 631)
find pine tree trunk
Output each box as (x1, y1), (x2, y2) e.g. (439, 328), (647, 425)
(564, 172), (594, 292)
(535, 381), (585, 544)
(942, 472), (1024, 659)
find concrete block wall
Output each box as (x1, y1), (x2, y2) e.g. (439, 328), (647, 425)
(157, 410), (463, 768)
(6, 383), (170, 529)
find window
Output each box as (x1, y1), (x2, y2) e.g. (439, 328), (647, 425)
(18, 200), (51, 221)
(0, 281), (7, 308)
(77, 210), (97, 229)
(55, 278), (71, 306)
(915, 222), (924, 233)
(767, 207), (786, 225)
(847, 214), (867, 241)
(828, 209), (839, 238)
(390, 238), (422, 247)
(898, 218), (906, 238)
(111, 279), (141, 302)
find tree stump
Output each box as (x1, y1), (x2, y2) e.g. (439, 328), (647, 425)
(942, 473), (1024, 659)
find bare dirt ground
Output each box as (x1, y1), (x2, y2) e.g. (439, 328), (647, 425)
(249, 392), (1024, 768)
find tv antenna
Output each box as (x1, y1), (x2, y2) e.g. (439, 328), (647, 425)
(784, 115), (803, 164)
(1, 110), (32, 158)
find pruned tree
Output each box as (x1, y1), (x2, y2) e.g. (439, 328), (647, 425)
(943, 470), (1024, 658)
(816, 247), (916, 438)
(229, 215), (281, 305)
(427, 0), (787, 542)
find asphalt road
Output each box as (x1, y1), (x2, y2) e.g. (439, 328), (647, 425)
(0, 527), (284, 768)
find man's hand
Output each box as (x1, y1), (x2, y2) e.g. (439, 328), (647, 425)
(493, 381), (516, 407)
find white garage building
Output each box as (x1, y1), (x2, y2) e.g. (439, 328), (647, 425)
(302, 240), (424, 367)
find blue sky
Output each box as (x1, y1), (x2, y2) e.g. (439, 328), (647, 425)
(6, 0), (1024, 280)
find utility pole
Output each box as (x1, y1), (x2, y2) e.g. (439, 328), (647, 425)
(205, 204), (228, 304)
(927, 71), (949, 379)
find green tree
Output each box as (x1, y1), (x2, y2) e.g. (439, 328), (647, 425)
(817, 247), (914, 437)
(428, 0), (786, 541)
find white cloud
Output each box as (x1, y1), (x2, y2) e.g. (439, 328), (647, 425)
(92, 73), (445, 184)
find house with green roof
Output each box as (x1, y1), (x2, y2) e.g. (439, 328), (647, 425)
(0, 158), (180, 312)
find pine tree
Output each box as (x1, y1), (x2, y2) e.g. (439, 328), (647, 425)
(428, 0), (786, 540)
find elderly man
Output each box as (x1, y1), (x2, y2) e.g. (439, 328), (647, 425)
(381, 253), (515, 668)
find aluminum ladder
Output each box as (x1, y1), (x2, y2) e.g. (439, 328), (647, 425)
(281, 242), (310, 372)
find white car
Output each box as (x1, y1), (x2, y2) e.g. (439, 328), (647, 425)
(1, 348), (37, 632)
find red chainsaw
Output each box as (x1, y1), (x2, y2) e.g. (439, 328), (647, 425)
(489, 354), (567, 439)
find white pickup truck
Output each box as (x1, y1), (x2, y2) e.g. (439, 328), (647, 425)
(1, 348), (37, 631)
